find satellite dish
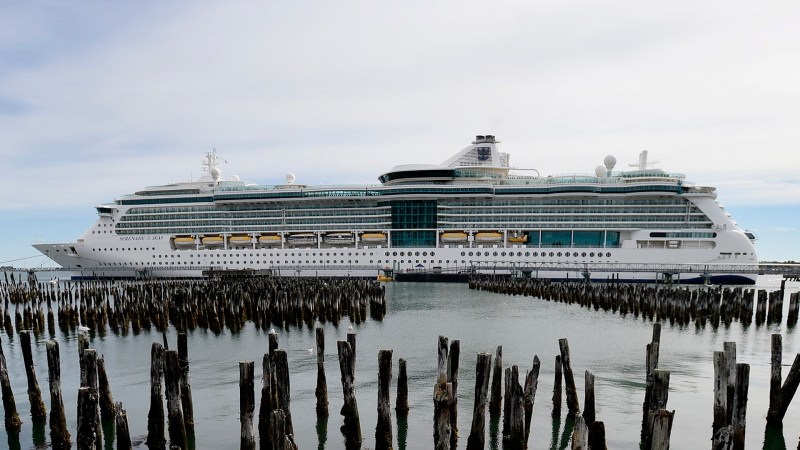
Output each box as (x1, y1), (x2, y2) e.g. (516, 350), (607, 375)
(286, 173), (296, 184)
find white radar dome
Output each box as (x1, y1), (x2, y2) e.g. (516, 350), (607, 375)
(232, 175), (240, 181)
(603, 155), (617, 171)
(286, 173), (296, 184)
(595, 165), (607, 177)
(210, 167), (221, 181)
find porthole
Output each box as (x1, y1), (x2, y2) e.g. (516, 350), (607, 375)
(582, 252), (587, 257)
(469, 252), (474, 256)
(590, 252), (595, 257)
(557, 252), (562, 257)
(606, 252), (611, 257)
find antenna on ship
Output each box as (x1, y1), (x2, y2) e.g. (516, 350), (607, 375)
(203, 148), (221, 182)
(629, 150), (659, 170)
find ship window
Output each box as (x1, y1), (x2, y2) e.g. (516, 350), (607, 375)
(557, 252), (562, 257)
(461, 252), (465, 256)
(549, 252), (554, 257)
(468, 252), (473, 256)
(501, 252), (506, 256)
(582, 252), (587, 257)
(606, 252), (611, 257)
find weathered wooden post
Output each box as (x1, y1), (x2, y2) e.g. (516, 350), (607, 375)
(147, 342), (166, 450)
(274, 349), (293, 436)
(177, 332), (194, 436)
(78, 327), (90, 385)
(489, 345), (503, 416)
(46, 341), (71, 449)
(347, 331), (357, 374)
(553, 354), (562, 416)
(731, 363), (749, 450)
(375, 349), (393, 450)
(19, 330), (47, 423)
(433, 335), (451, 450)
(240, 361), (256, 450)
(571, 413), (588, 449)
(506, 365), (526, 450)
(115, 401), (133, 450)
(448, 339), (460, 448)
(396, 358), (409, 416)
(584, 370), (595, 426)
(723, 341), (736, 425)
(269, 409), (297, 450)
(649, 409), (674, 450)
(523, 355), (541, 442)
(164, 350), (187, 449)
(712, 351), (729, 450)
(589, 421), (606, 450)
(0, 334), (22, 431)
(466, 352), (492, 450)
(337, 340), (362, 445)
(644, 370), (670, 450)
(315, 327), (329, 417)
(96, 356), (115, 422)
(766, 334), (782, 426)
(76, 387), (98, 450)
(559, 338), (580, 415)
(258, 353), (274, 450)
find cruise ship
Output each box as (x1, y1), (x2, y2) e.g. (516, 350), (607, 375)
(33, 135), (758, 284)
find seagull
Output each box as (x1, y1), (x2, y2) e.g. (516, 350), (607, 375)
(348, 324), (354, 331)
(269, 328), (276, 335)
(307, 348), (314, 354)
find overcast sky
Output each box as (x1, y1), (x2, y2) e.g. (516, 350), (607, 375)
(2, 0), (798, 265)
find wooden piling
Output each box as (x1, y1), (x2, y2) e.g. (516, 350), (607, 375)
(489, 345), (503, 416)
(177, 332), (194, 436)
(523, 355), (541, 442)
(0, 334), (21, 431)
(506, 365), (525, 450)
(644, 370), (670, 450)
(375, 349), (393, 450)
(448, 339), (460, 449)
(589, 421), (606, 450)
(240, 361), (256, 450)
(315, 327), (329, 418)
(115, 401), (132, 450)
(164, 350), (187, 449)
(147, 342), (166, 450)
(571, 413), (588, 450)
(96, 356), (115, 422)
(46, 341), (71, 449)
(584, 370), (595, 426)
(731, 363), (749, 450)
(274, 349), (293, 436)
(433, 381), (453, 450)
(396, 358), (409, 416)
(559, 338), (580, 415)
(649, 409), (674, 450)
(723, 341), (736, 426)
(19, 330), (47, 423)
(553, 354), (562, 416)
(258, 353), (274, 450)
(270, 409), (298, 450)
(766, 334), (782, 425)
(466, 352), (492, 450)
(712, 351), (729, 450)
(76, 387), (99, 450)
(337, 340), (361, 445)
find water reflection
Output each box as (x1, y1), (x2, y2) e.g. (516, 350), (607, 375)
(395, 414), (407, 450)
(316, 416), (328, 450)
(557, 414), (575, 450)
(102, 419), (115, 450)
(489, 413), (500, 450)
(31, 421), (46, 448)
(6, 431), (20, 450)
(763, 424), (786, 450)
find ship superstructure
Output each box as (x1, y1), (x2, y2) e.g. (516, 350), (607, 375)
(34, 136), (758, 283)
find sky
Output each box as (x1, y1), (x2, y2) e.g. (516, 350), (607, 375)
(1, 0), (799, 267)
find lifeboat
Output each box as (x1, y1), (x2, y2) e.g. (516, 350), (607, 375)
(258, 234), (282, 246)
(323, 232), (354, 244)
(287, 233), (316, 245)
(440, 232), (468, 243)
(201, 235), (224, 247)
(229, 235), (252, 246)
(508, 232), (528, 243)
(361, 232), (388, 243)
(475, 232), (503, 243)
(173, 236), (196, 248)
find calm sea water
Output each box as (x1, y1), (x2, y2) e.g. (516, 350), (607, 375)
(1, 275), (799, 449)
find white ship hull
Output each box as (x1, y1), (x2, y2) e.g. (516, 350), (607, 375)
(33, 227), (757, 284)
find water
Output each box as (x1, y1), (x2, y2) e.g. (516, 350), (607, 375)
(1, 275), (799, 449)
